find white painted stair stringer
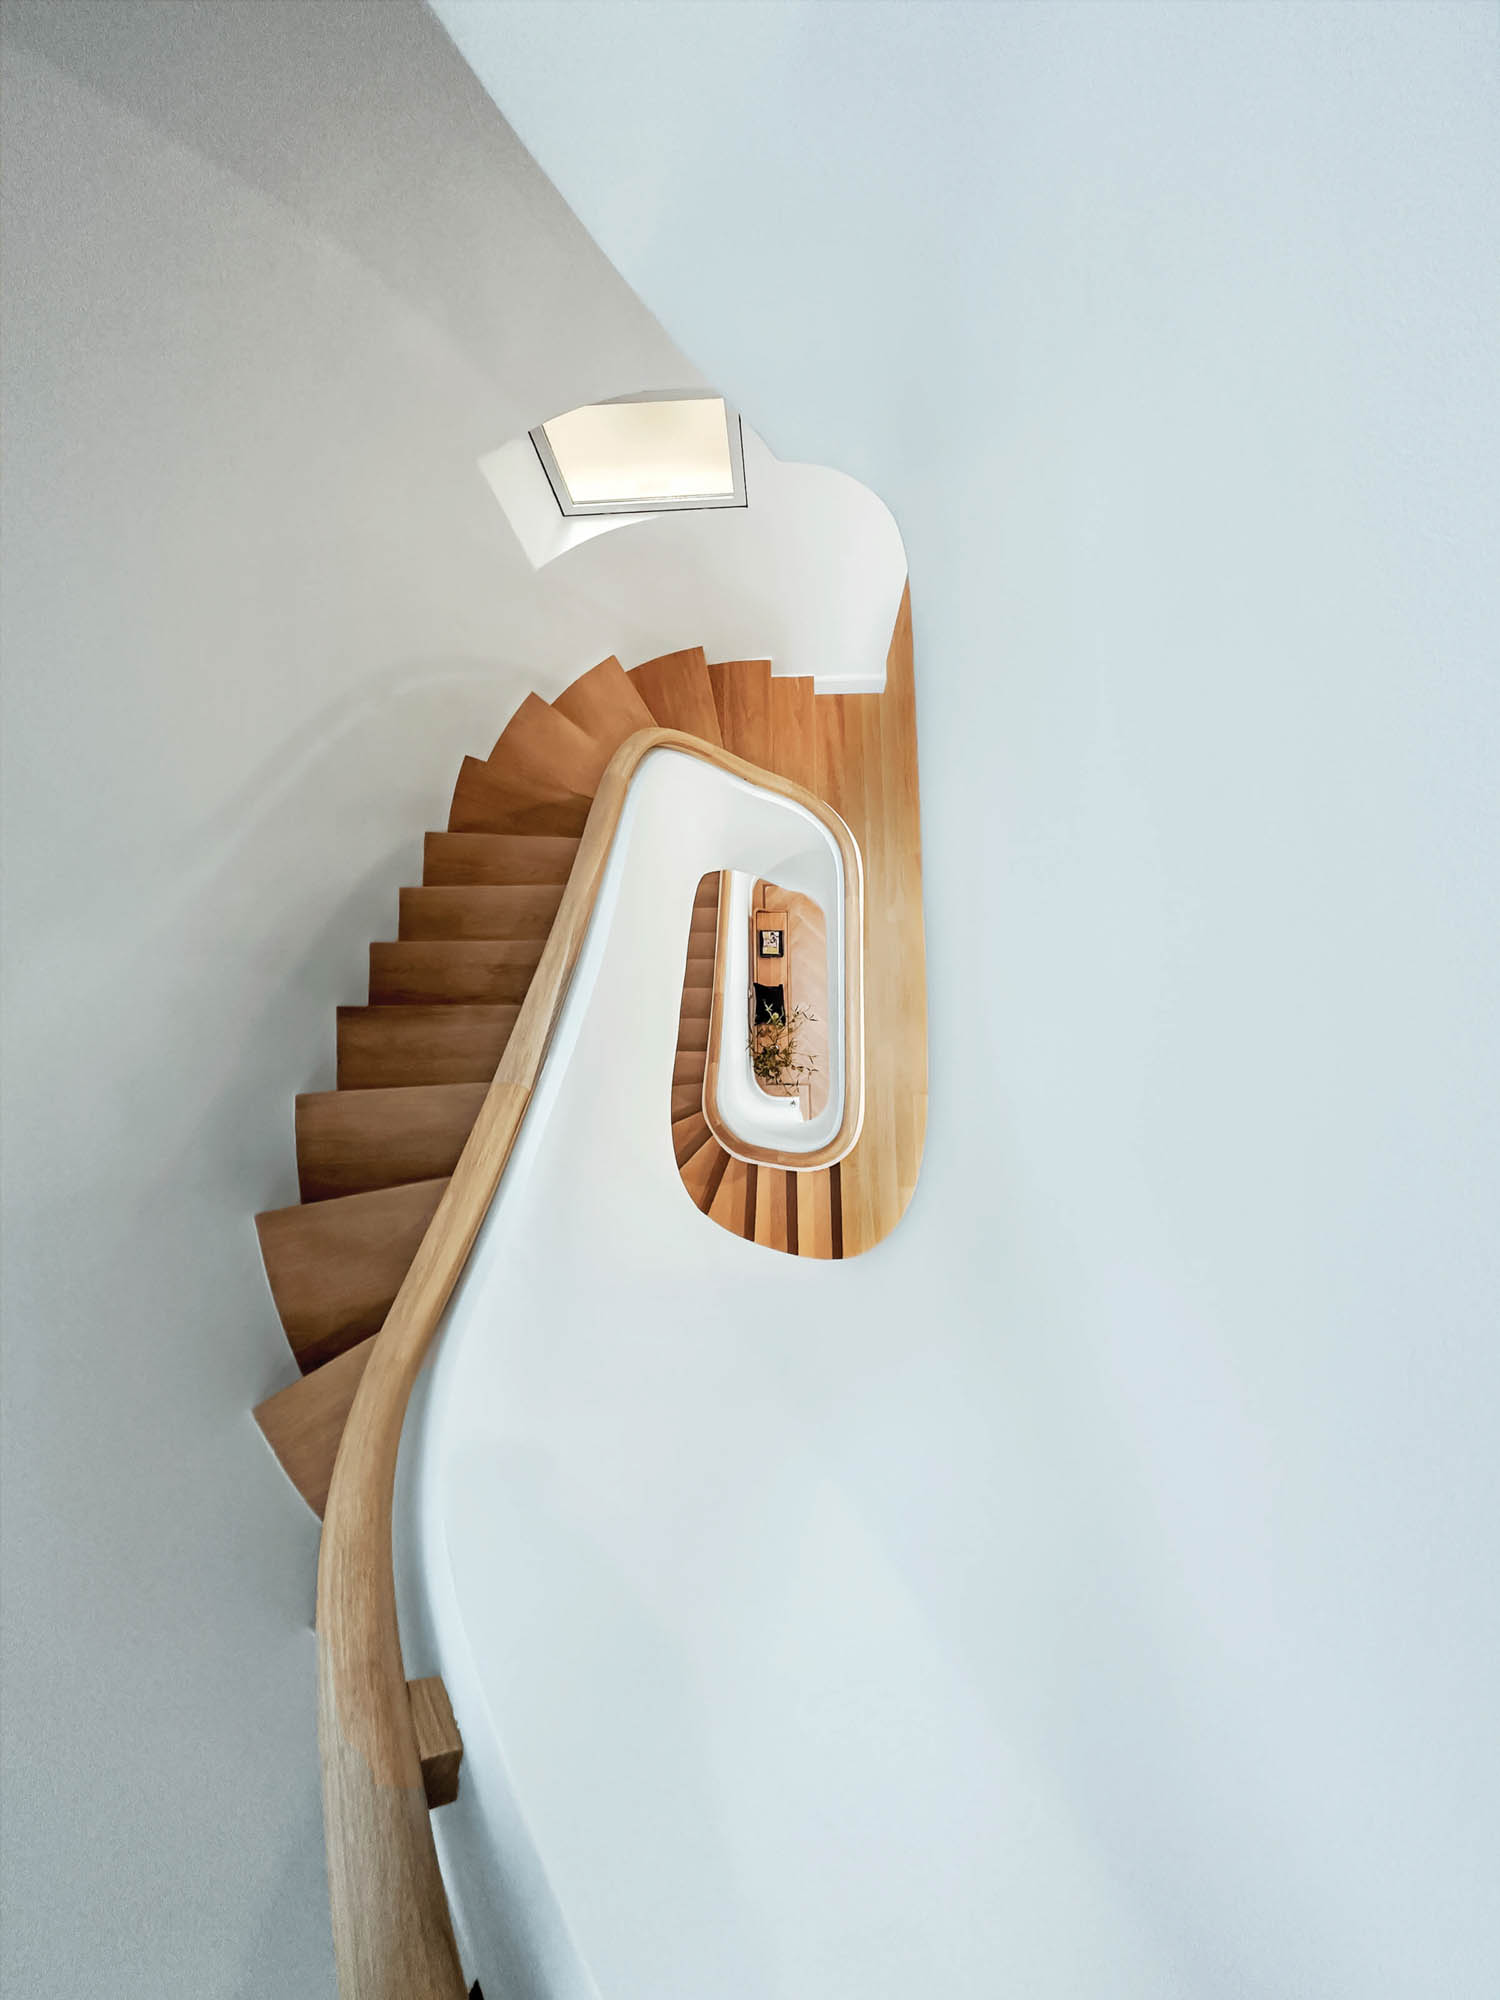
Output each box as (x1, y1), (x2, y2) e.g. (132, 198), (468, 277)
(391, 747), (852, 1996)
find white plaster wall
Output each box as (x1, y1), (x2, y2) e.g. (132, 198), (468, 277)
(428, 5), (1500, 1993)
(0, 4), (695, 1994)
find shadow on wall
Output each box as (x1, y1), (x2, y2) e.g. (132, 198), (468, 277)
(482, 419), (908, 693)
(0, 0), (694, 421)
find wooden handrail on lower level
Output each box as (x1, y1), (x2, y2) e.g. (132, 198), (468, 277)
(315, 730), (864, 1998)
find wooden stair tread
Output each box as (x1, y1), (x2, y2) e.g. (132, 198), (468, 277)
(708, 1155), (752, 1235)
(254, 1336), (373, 1517)
(627, 648), (722, 745)
(769, 675), (817, 791)
(485, 690), (612, 798)
(680, 1132), (730, 1211)
(296, 1081), (487, 1201)
(422, 831), (579, 886)
(672, 1112), (711, 1167)
(677, 986), (712, 1021)
(337, 1005), (518, 1089)
(828, 1159), (845, 1260)
(256, 1177), (448, 1372)
(750, 1164), (790, 1251)
(673, 1050), (707, 1085)
(369, 940), (543, 1006)
(399, 885), (564, 941)
(794, 1169), (836, 1260)
(707, 660), (773, 767)
(671, 1081), (703, 1122)
(449, 755), (591, 837)
(552, 655), (656, 756)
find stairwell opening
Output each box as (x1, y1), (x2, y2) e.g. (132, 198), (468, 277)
(529, 390), (748, 516)
(477, 400), (908, 693)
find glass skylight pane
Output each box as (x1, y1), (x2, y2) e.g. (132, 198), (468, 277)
(541, 397), (735, 504)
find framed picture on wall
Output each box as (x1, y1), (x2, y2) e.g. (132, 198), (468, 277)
(758, 927), (784, 958)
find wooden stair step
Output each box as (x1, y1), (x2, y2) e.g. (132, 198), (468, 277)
(448, 755), (590, 837)
(794, 1168), (836, 1260)
(671, 1081), (704, 1122)
(680, 1132), (730, 1211)
(676, 1014), (710, 1053)
(707, 660), (773, 767)
(812, 688), (851, 804)
(337, 1005), (518, 1089)
(681, 958), (714, 990)
(296, 1081), (487, 1200)
(422, 831), (579, 886)
(673, 1050), (707, 1086)
(627, 648), (723, 744)
(552, 655), (656, 757)
(369, 940), (543, 1006)
(672, 1112), (711, 1167)
(485, 690), (612, 798)
(398, 884), (564, 941)
(688, 905), (717, 938)
(769, 675), (817, 791)
(254, 1337), (373, 1517)
(750, 1164), (790, 1251)
(677, 987), (712, 1021)
(708, 1154), (753, 1236)
(256, 1178), (448, 1372)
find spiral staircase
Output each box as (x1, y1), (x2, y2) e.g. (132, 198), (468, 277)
(253, 601), (925, 1521)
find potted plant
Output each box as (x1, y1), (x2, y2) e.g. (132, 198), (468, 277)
(749, 1004), (819, 1099)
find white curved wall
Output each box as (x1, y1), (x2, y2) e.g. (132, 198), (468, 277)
(428, 6), (1500, 1994)
(0, 4), (696, 1993)
(394, 751), (860, 1996)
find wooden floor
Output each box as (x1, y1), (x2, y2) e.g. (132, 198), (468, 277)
(814, 586), (927, 1255)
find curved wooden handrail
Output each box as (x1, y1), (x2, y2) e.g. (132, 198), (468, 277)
(700, 862), (864, 1170)
(315, 729), (864, 1999)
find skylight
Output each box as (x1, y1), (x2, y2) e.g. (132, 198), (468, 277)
(530, 394), (747, 517)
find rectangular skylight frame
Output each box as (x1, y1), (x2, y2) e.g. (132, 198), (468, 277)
(529, 391), (748, 518)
